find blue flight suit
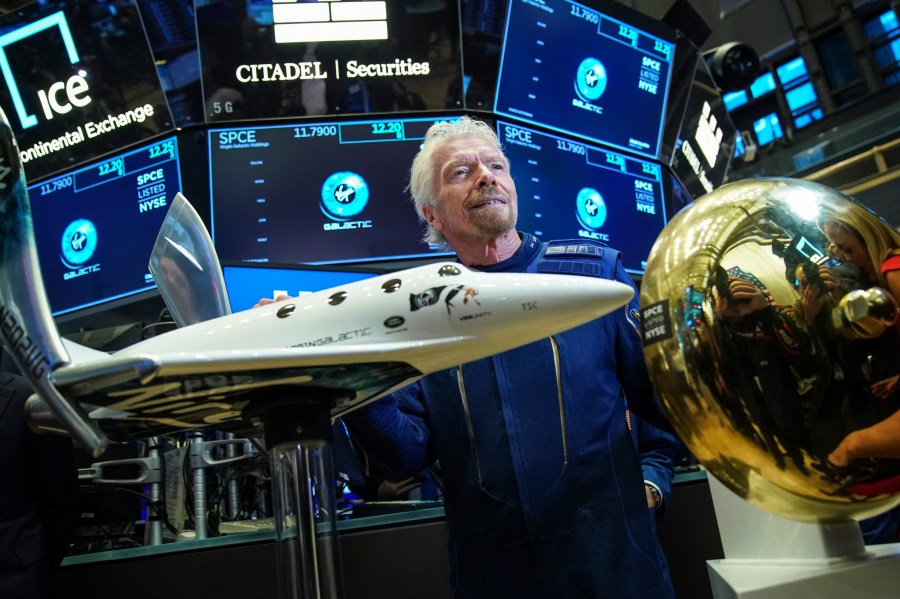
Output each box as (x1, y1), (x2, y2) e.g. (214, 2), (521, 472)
(630, 410), (683, 592)
(346, 234), (674, 598)
(631, 412), (682, 520)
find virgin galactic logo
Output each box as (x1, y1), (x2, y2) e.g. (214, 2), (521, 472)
(61, 219), (96, 266)
(575, 57), (607, 102)
(60, 218), (100, 279)
(320, 171), (373, 230)
(575, 187), (607, 231)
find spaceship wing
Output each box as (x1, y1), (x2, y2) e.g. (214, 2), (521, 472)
(30, 339), (473, 441)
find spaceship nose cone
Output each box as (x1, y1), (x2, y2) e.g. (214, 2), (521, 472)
(540, 274), (634, 325)
(470, 271), (634, 347)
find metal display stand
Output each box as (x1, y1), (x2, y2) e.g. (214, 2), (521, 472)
(187, 433), (252, 540)
(262, 399), (345, 599)
(77, 441), (164, 546)
(706, 475), (900, 598)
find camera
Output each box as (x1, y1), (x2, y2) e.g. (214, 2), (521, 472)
(713, 265), (749, 304)
(800, 261), (828, 292)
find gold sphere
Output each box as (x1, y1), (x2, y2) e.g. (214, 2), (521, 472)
(641, 177), (900, 522)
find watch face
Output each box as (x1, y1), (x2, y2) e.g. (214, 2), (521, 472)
(647, 484), (662, 506)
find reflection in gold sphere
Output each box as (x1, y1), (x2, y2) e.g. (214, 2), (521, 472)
(641, 177), (900, 523)
(833, 287), (899, 340)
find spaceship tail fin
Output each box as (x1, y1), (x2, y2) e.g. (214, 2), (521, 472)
(0, 107), (108, 456)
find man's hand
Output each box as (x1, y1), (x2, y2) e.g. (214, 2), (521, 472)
(253, 294), (291, 309)
(645, 483), (661, 509)
(715, 277), (768, 320)
(377, 477), (424, 500)
(828, 432), (859, 468)
(872, 375), (900, 400)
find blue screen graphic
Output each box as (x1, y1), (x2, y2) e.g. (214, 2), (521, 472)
(864, 9), (900, 38)
(28, 136), (182, 315)
(494, 0), (674, 159)
(776, 57), (808, 85)
(733, 133), (745, 158)
(749, 72), (776, 98)
(785, 82), (817, 112)
(793, 108), (823, 129)
(222, 263), (379, 312)
(723, 90), (749, 111)
(208, 116), (457, 265)
(753, 113), (784, 146)
(497, 120), (666, 274)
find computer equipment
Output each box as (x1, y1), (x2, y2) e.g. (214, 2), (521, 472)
(27, 134), (183, 316)
(208, 114), (463, 265)
(497, 119), (667, 274)
(493, 0), (676, 159)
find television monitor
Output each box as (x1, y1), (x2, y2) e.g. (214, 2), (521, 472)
(493, 0), (675, 159)
(749, 72), (776, 98)
(0, 0), (174, 181)
(194, 0), (462, 122)
(785, 82), (817, 113)
(136, 0), (205, 127)
(28, 135), (183, 316)
(723, 90), (749, 112)
(793, 108), (823, 129)
(222, 262), (381, 312)
(459, 0), (509, 111)
(669, 58), (736, 199)
(753, 112), (783, 146)
(208, 115), (461, 265)
(776, 56), (808, 85)
(497, 119), (667, 274)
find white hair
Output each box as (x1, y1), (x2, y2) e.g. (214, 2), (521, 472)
(407, 116), (506, 247)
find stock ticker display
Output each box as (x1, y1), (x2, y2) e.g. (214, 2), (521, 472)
(497, 120), (667, 273)
(495, 0), (675, 159)
(208, 116), (457, 264)
(28, 136), (182, 315)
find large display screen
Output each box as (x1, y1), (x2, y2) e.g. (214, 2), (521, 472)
(669, 58), (736, 200)
(498, 120), (667, 274)
(208, 115), (459, 264)
(136, 0), (204, 127)
(223, 262), (381, 312)
(195, 0), (462, 122)
(494, 0), (675, 159)
(29, 135), (182, 316)
(0, 0), (174, 181)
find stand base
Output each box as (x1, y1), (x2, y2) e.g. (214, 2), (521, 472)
(708, 543), (900, 598)
(706, 474), (900, 598)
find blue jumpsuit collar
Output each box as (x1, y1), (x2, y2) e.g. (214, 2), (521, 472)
(468, 232), (542, 273)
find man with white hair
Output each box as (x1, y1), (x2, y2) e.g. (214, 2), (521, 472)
(346, 116), (675, 598)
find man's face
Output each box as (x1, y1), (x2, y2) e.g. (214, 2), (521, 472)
(424, 135), (518, 246)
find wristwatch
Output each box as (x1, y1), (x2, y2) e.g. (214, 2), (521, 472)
(646, 484), (662, 509)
